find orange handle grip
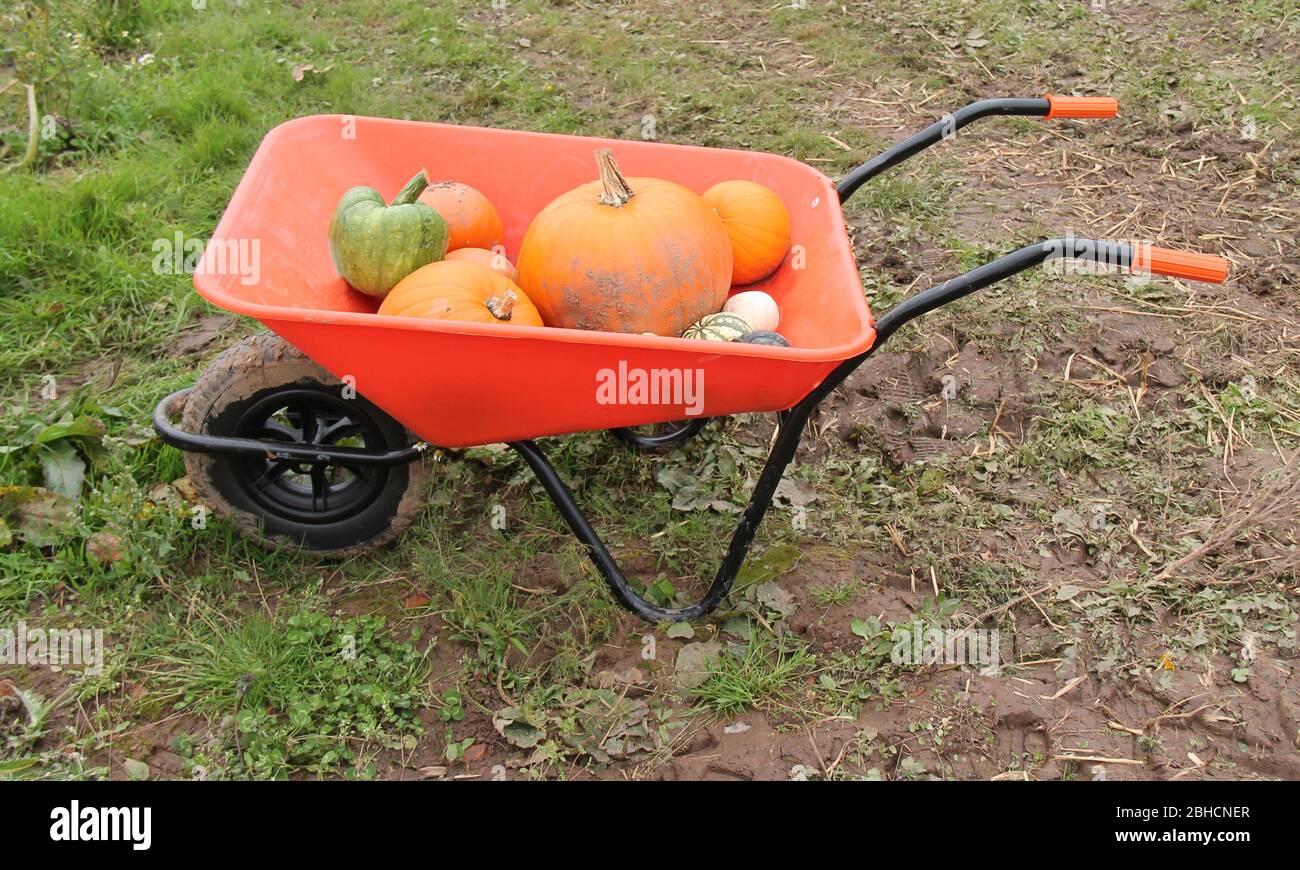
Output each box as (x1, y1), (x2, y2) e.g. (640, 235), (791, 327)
(1044, 94), (1119, 119)
(1132, 244), (1230, 283)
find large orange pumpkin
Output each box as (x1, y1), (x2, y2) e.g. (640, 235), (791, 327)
(516, 149), (732, 335)
(444, 246), (519, 282)
(703, 180), (791, 285)
(377, 260), (542, 327)
(417, 179), (504, 251)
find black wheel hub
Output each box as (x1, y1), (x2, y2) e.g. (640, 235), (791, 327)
(231, 388), (390, 524)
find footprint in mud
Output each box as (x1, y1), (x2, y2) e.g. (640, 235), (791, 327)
(994, 709), (1051, 771)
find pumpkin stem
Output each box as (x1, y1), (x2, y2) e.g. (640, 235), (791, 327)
(391, 170), (430, 206)
(595, 149), (635, 207)
(485, 289), (518, 321)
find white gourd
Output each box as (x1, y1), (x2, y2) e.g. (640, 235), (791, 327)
(723, 291), (779, 332)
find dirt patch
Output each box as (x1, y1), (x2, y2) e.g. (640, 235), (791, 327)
(169, 314), (240, 358)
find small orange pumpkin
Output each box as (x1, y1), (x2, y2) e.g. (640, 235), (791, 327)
(417, 179), (504, 251)
(703, 180), (791, 285)
(517, 149), (732, 335)
(444, 246), (519, 282)
(377, 260), (542, 327)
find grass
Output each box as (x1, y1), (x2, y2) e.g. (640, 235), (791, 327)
(692, 635), (818, 718)
(1, 0), (1296, 780)
(143, 606), (430, 779)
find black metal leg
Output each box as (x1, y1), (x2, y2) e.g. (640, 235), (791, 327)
(609, 418), (710, 451)
(509, 352), (868, 623)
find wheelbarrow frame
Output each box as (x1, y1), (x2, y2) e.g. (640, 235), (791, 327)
(154, 95), (1229, 623)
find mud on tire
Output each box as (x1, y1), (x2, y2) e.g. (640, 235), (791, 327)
(180, 333), (429, 556)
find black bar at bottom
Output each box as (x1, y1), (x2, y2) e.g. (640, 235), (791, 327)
(151, 388), (425, 467)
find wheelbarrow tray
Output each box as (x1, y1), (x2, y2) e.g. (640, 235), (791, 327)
(195, 114), (875, 448)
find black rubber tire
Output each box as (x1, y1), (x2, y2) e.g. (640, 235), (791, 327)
(181, 333), (429, 556)
(609, 419), (710, 452)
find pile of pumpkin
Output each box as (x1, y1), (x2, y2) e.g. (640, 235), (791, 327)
(328, 149), (791, 345)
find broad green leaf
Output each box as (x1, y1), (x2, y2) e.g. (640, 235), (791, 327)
(756, 581), (797, 617)
(40, 441), (85, 499)
(736, 543), (799, 588)
(36, 416), (106, 444)
(666, 622), (694, 640)
(0, 486), (76, 547)
(0, 757), (39, 774)
(123, 758), (150, 781)
(492, 707), (545, 748)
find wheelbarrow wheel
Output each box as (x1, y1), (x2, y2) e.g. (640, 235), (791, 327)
(180, 333), (428, 556)
(610, 418), (709, 451)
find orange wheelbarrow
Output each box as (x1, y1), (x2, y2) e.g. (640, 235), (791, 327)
(154, 94), (1229, 622)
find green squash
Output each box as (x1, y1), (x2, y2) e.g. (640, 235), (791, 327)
(682, 312), (751, 342)
(328, 171), (449, 297)
(739, 330), (790, 347)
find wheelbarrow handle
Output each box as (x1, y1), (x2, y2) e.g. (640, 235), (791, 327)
(508, 235), (1226, 623)
(873, 237), (1230, 346)
(836, 94), (1117, 203)
(1132, 243), (1231, 284)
